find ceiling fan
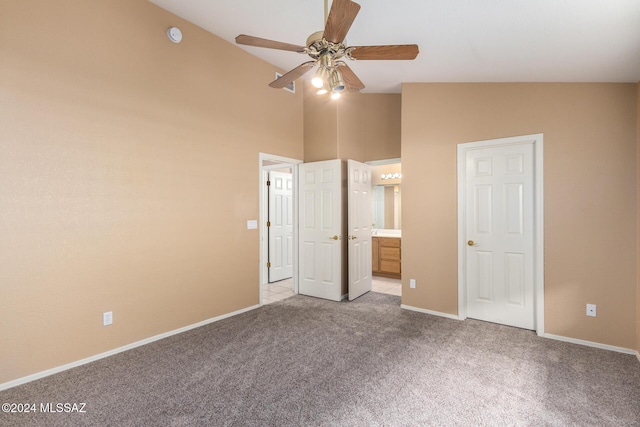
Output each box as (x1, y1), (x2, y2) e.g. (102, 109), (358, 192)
(235, 0), (419, 98)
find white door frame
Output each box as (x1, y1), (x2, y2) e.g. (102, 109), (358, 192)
(259, 153), (302, 305)
(457, 134), (544, 335)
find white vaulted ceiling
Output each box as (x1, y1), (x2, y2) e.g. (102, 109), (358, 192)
(148, 0), (640, 93)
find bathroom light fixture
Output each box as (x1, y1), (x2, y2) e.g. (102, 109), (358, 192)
(380, 173), (401, 180)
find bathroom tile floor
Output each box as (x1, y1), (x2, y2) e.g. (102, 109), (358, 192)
(372, 276), (402, 296)
(262, 276), (401, 305)
(262, 278), (296, 305)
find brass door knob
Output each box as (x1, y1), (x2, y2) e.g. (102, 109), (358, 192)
(330, 235), (339, 240)
(467, 240), (476, 246)
(348, 235), (357, 240)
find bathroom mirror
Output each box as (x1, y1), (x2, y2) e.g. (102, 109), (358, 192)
(372, 185), (401, 229)
(369, 161), (401, 230)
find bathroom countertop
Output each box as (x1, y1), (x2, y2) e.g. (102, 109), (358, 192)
(372, 230), (401, 238)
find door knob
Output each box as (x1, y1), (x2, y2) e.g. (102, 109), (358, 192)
(348, 235), (357, 240)
(467, 240), (476, 246)
(330, 235), (340, 240)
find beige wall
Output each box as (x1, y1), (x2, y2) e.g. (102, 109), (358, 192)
(303, 81), (339, 162)
(0, 0), (303, 384)
(402, 83), (637, 349)
(337, 93), (365, 162)
(303, 86), (400, 163)
(363, 94), (402, 161)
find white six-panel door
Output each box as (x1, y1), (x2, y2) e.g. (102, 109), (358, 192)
(465, 142), (535, 329)
(348, 160), (372, 301)
(268, 171), (293, 282)
(298, 160), (342, 301)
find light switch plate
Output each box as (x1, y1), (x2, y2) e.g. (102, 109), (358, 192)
(103, 311), (113, 326)
(247, 220), (258, 230)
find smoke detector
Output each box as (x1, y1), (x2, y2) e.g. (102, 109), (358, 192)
(167, 27), (182, 43)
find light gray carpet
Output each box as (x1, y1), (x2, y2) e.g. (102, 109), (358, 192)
(1, 292), (639, 426)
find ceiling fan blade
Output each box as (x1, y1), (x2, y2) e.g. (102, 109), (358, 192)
(339, 63), (365, 91)
(235, 34), (306, 53)
(269, 61), (316, 88)
(349, 44), (419, 60)
(323, 0), (361, 44)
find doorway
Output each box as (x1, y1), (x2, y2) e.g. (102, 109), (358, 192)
(266, 169), (294, 283)
(296, 159), (374, 301)
(457, 134), (544, 333)
(367, 159), (402, 296)
(259, 155), (394, 304)
(259, 153), (302, 305)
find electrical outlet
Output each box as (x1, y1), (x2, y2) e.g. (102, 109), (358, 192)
(410, 279), (416, 289)
(586, 304), (596, 317)
(103, 311), (113, 326)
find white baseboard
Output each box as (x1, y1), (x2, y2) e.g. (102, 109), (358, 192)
(400, 306), (639, 361)
(540, 332), (637, 356)
(0, 304), (261, 392)
(401, 304), (462, 321)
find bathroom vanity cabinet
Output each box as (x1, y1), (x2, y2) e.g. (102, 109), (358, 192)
(372, 236), (401, 279)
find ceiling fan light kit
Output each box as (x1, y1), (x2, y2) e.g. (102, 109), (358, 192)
(311, 72), (325, 89)
(329, 69), (345, 92)
(235, 0), (419, 98)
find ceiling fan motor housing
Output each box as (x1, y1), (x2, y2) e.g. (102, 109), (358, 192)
(306, 31), (348, 63)
(306, 31), (324, 48)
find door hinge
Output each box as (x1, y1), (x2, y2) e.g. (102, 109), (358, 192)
(266, 180), (271, 186)
(266, 262), (271, 268)
(266, 221), (271, 227)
